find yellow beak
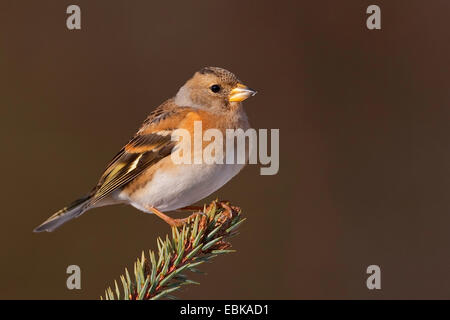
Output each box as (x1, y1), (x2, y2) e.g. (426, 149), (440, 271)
(229, 83), (257, 102)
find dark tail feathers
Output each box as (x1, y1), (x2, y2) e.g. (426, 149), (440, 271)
(34, 195), (92, 232)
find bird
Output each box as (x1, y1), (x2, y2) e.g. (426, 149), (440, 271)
(34, 67), (257, 232)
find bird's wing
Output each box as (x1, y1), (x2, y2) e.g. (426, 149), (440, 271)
(89, 102), (191, 205)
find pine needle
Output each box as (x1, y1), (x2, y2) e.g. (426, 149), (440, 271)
(102, 200), (244, 300)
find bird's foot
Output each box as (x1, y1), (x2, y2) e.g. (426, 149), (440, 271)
(149, 206), (205, 227)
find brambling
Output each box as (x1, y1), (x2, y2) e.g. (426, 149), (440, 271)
(34, 67), (257, 232)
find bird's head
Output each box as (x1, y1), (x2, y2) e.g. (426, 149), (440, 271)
(175, 67), (257, 111)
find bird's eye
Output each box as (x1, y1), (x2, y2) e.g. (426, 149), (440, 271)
(210, 84), (221, 93)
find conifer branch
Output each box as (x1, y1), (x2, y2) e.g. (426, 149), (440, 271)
(101, 200), (244, 300)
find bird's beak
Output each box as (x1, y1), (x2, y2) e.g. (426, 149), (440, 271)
(229, 83), (257, 102)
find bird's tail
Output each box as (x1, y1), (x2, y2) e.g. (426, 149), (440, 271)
(34, 194), (93, 232)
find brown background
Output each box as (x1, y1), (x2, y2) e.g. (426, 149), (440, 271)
(1, 0), (450, 299)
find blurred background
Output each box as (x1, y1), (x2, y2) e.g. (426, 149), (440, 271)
(1, 0), (450, 299)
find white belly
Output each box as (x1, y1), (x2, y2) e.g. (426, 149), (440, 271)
(121, 162), (244, 212)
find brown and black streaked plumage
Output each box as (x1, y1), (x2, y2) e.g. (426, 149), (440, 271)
(34, 67), (257, 232)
